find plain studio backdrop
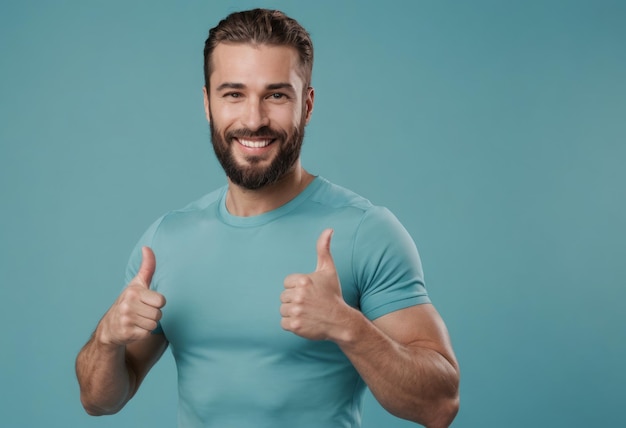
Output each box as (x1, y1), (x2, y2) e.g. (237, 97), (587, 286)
(1, 1), (624, 427)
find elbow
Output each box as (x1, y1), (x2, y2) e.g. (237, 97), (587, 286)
(427, 373), (460, 428)
(426, 360), (460, 427)
(80, 393), (123, 416)
(400, 394), (459, 428)
(408, 372), (460, 428)
(83, 406), (106, 417)
(427, 394), (460, 428)
(383, 388), (459, 428)
(81, 403), (120, 417)
(420, 379), (460, 428)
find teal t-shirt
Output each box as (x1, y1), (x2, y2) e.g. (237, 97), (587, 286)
(125, 176), (430, 428)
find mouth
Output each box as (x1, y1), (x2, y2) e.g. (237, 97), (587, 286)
(237, 138), (274, 149)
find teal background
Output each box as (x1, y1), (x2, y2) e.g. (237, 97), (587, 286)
(1, 0), (624, 426)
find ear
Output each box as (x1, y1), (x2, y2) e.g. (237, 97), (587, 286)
(202, 86), (211, 123)
(304, 86), (315, 125)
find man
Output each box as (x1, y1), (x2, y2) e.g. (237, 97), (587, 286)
(76, 8), (459, 428)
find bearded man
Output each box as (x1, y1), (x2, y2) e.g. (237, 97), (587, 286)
(76, 9), (460, 428)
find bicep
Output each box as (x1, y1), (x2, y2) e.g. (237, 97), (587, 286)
(125, 334), (169, 392)
(373, 303), (458, 369)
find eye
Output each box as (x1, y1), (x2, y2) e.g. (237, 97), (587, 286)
(269, 93), (287, 100)
(224, 92), (242, 99)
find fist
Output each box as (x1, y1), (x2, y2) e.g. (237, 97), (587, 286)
(99, 247), (166, 346)
(280, 229), (352, 341)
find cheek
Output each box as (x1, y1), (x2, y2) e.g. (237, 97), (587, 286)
(276, 105), (304, 129)
(211, 103), (241, 130)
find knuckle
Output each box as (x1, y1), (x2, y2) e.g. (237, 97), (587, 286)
(290, 319), (302, 331)
(118, 301), (132, 314)
(280, 317), (302, 332)
(284, 274), (312, 288)
(124, 286), (141, 299)
(291, 305), (303, 317)
(119, 313), (132, 327)
(284, 273), (298, 283)
(296, 276), (312, 287)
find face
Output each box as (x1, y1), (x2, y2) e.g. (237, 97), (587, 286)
(204, 43), (314, 190)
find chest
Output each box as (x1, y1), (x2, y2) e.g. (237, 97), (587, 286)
(151, 225), (359, 353)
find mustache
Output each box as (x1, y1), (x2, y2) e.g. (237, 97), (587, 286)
(225, 126), (287, 141)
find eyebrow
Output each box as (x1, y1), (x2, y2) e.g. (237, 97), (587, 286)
(215, 82), (245, 91)
(215, 82), (296, 93)
(266, 83), (296, 92)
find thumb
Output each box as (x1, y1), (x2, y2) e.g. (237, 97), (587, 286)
(134, 246), (156, 288)
(315, 228), (335, 272)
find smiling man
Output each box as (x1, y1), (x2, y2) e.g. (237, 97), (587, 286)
(76, 9), (459, 428)
(206, 41), (314, 206)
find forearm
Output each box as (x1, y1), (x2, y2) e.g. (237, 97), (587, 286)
(76, 248), (166, 415)
(335, 310), (459, 427)
(75, 330), (136, 415)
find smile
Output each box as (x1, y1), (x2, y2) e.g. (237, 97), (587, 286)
(237, 138), (274, 148)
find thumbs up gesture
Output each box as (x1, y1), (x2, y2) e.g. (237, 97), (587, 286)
(280, 229), (353, 341)
(98, 247), (166, 346)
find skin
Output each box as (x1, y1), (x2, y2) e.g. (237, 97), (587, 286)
(282, 229), (460, 427)
(76, 247), (168, 415)
(76, 43), (460, 427)
(204, 42), (316, 216)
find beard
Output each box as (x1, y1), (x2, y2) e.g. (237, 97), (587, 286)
(209, 109), (306, 190)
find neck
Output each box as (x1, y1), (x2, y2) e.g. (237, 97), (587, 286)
(225, 163), (315, 217)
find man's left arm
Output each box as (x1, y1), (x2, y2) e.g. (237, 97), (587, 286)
(340, 303), (459, 427)
(281, 229), (460, 428)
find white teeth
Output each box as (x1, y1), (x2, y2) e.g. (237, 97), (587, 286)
(239, 139), (271, 148)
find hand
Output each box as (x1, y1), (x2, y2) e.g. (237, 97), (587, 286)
(280, 229), (354, 341)
(98, 247), (166, 347)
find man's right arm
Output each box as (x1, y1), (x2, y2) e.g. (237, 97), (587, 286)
(75, 247), (167, 415)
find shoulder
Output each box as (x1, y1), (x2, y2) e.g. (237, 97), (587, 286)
(138, 186), (226, 244)
(160, 186), (224, 223)
(310, 177), (404, 230)
(309, 177), (374, 212)
(170, 186), (225, 217)
(307, 177), (416, 262)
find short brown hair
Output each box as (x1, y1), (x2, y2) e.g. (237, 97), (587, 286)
(203, 9), (314, 90)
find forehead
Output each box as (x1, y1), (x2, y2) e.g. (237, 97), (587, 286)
(210, 43), (304, 90)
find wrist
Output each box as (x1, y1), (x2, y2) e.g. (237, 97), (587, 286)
(94, 319), (123, 350)
(329, 305), (367, 346)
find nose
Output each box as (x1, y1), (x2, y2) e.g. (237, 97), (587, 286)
(242, 98), (270, 131)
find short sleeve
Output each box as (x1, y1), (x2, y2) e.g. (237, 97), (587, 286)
(352, 206), (430, 320)
(124, 216), (165, 284)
